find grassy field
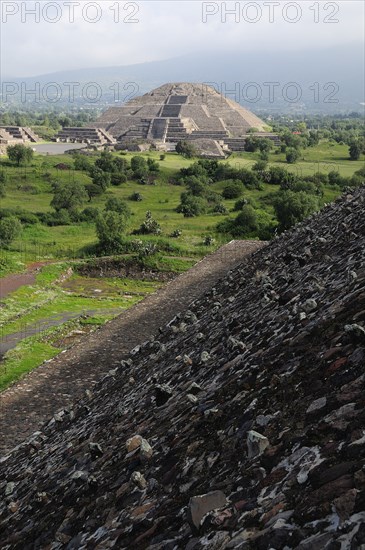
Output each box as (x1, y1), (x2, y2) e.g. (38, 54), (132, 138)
(0, 262), (164, 389)
(1, 142), (363, 269)
(0, 140), (363, 390)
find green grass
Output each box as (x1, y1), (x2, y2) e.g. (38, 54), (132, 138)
(0, 339), (61, 391)
(0, 263), (162, 337)
(0, 313), (114, 391)
(1, 142), (362, 262)
(0, 140), (363, 390)
(0, 261), (164, 389)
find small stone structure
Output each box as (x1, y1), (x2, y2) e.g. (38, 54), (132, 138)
(0, 126), (39, 145)
(55, 127), (116, 145)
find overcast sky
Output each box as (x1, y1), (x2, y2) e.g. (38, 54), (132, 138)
(1, 0), (364, 77)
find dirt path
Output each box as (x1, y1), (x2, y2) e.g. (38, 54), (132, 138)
(0, 261), (50, 299)
(0, 241), (264, 456)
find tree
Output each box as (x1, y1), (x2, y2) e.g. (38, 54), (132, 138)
(185, 176), (207, 196)
(222, 180), (244, 199)
(308, 130), (319, 147)
(286, 147), (300, 164)
(95, 150), (115, 173)
(216, 205), (258, 237)
(175, 140), (197, 159)
(252, 160), (268, 176)
(113, 156), (128, 173)
(131, 156), (148, 179)
(7, 144), (34, 166)
(51, 181), (88, 213)
(147, 158), (160, 173)
(234, 205), (258, 233)
(0, 216), (22, 247)
(244, 136), (261, 152)
(349, 141), (362, 161)
(273, 190), (319, 230)
(176, 192), (207, 217)
(90, 167), (111, 191)
(96, 211), (129, 251)
(0, 172), (7, 198)
(268, 166), (296, 186)
(74, 154), (93, 171)
(85, 183), (104, 201)
(111, 173), (127, 186)
(258, 138), (273, 154)
(105, 197), (131, 218)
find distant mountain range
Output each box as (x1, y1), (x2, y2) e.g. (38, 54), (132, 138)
(1, 45), (364, 113)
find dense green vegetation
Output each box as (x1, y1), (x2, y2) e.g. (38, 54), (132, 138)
(0, 140), (364, 271)
(0, 117), (364, 390)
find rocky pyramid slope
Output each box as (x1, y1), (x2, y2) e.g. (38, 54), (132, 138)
(1, 188), (365, 549)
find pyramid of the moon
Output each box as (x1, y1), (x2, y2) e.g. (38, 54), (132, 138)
(92, 82), (267, 144)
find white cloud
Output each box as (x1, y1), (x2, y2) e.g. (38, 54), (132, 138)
(1, 0), (364, 76)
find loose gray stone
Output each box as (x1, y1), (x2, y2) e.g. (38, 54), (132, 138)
(247, 430), (269, 458)
(189, 490), (227, 529)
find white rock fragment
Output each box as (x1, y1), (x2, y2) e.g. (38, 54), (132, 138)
(247, 430), (269, 458)
(306, 397), (327, 414)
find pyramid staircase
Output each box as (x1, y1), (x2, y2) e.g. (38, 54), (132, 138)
(0, 126), (39, 143)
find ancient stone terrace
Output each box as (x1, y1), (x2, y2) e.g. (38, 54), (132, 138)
(55, 127), (116, 145)
(0, 126), (39, 144)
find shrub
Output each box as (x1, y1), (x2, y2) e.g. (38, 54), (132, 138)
(147, 158), (160, 172)
(44, 209), (72, 226)
(176, 140), (197, 158)
(286, 148), (300, 164)
(0, 216), (22, 246)
(0, 172), (7, 197)
(134, 211), (161, 235)
(105, 197), (131, 218)
(273, 190), (319, 230)
(201, 191), (218, 206)
(222, 180), (244, 199)
(129, 191), (143, 201)
(176, 192), (207, 217)
(235, 169), (259, 189)
(51, 180), (88, 213)
(217, 205), (258, 237)
(212, 203), (228, 214)
(233, 197), (249, 211)
(111, 173), (127, 186)
(204, 235), (215, 246)
(170, 229), (182, 238)
(96, 211), (129, 251)
(234, 205), (259, 233)
(80, 207), (100, 222)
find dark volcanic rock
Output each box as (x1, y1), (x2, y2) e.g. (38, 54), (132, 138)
(0, 187), (365, 549)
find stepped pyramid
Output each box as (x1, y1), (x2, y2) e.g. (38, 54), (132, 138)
(90, 82), (275, 151)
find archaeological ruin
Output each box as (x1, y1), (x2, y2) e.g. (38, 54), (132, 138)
(56, 83), (279, 153)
